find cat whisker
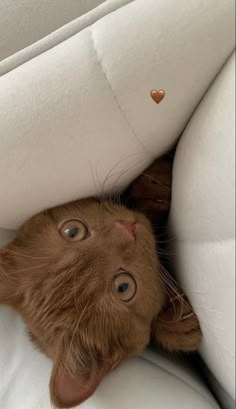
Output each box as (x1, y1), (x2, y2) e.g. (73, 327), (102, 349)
(90, 152), (139, 200)
(96, 153), (147, 212)
(159, 264), (191, 313)
(63, 299), (98, 375)
(158, 249), (176, 257)
(155, 235), (177, 244)
(7, 248), (56, 261)
(142, 173), (171, 191)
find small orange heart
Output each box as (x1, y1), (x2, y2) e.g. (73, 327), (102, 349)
(150, 89), (166, 104)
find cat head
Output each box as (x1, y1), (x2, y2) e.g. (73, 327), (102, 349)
(0, 198), (166, 408)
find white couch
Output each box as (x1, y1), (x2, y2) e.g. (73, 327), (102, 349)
(0, 1), (235, 408)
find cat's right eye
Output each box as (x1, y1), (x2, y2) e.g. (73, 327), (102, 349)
(112, 272), (137, 302)
(59, 219), (89, 242)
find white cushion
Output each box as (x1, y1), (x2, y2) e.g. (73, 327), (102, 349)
(169, 52), (235, 404)
(0, 0), (106, 61)
(0, 1), (235, 408)
(0, 306), (220, 409)
(0, 0), (234, 228)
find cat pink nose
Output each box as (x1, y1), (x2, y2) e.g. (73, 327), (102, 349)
(115, 220), (137, 240)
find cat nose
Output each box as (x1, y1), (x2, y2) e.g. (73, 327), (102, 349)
(115, 220), (137, 240)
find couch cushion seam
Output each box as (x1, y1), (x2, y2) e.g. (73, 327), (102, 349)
(0, 0), (137, 77)
(90, 27), (153, 159)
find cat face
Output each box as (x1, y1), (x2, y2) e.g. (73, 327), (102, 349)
(0, 199), (165, 408)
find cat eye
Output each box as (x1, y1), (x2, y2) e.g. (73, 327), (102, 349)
(59, 219), (89, 242)
(112, 272), (137, 303)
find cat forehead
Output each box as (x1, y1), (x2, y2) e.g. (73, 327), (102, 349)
(50, 199), (104, 221)
(22, 199), (104, 231)
(47, 199), (131, 225)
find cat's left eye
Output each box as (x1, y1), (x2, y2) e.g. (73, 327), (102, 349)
(59, 219), (89, 242)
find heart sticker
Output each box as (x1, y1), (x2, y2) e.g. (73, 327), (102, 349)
(150, 89), (166, 104)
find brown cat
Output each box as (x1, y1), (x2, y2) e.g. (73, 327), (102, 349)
(0, 158), (201, 409)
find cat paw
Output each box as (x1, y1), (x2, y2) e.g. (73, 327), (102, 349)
(152, 296), (202, 352)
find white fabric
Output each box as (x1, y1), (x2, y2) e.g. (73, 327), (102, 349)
(0, 0), (135, 75)
(0, 0), (235, 228)
(0, 0), (105, 61)
(0, 0), (235, 408)
(0, 306), (220, 409)
(170, 53), (235, 403)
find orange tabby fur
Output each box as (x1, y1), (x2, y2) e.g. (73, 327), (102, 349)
(0, 158), (202, 408)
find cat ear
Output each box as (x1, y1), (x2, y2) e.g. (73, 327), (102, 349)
(151, 290), (202, 352)
(50, 353), (112, 408)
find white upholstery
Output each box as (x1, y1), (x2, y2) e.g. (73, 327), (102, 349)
(0, 0), (235, 408)
(0, 0), (234, 228)
(0, 307), (220, 409)
(0, 0), (106, 61)
(170, 52), (235, 405)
